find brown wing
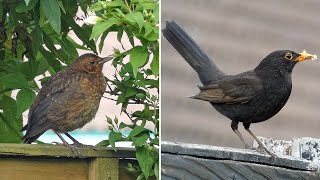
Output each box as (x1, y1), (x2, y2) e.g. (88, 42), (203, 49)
(190, 71), (263, 104)
(22, 69), (84, 143)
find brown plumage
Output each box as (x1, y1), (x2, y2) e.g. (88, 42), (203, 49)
(21, 53), (113, 150)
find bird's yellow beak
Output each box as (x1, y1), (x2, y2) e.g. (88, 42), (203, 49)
(295, 50), (317, 62)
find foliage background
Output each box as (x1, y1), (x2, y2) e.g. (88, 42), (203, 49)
(0, 0), (159, 179)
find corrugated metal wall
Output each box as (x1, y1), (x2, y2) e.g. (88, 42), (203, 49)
(161, 0), (320, 148)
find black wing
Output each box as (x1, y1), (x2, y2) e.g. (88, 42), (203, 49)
(191, 71), (263, 104)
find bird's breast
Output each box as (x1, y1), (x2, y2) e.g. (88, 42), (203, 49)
(80, 74), (106, 102)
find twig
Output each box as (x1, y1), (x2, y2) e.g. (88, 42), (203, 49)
(103, 96), (143, 105)
(123, 109), (136, 126)
(124, 0), (131, 13)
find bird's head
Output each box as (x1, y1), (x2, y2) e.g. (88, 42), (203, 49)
(255, 50), (317, 73)
(71, 53), (113, 74)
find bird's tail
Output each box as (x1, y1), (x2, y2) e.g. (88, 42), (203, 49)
(162, 21), (225, 84)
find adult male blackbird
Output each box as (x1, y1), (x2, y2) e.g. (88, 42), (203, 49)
(163, 21), (317, 156)
(21, 53), (113, 151)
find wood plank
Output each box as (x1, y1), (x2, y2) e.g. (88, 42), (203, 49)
(162, 141), (319, 171)
(0, 143), (135, 158)
(89, 158), (118, 180)
(162, 154), (320, 180)
(0, 157), (88, 180)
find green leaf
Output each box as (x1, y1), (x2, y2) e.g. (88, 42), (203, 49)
(36, 54), (50, 75)
(16, 88), (35, 116)
(125, 27), (135, 46)
(30, 26), (43, 58)
(17, 61), (40, 81)
(56, 38), (78, 64)
(39, 48), (62, 72)
(0, 95), (18, 118)
(16, 0), (39, 13)
(132, 132), (148, 147)
(124, 12), (144, 31)
(62, 0), (77, 17)
(145, 28), (159, 41)
(108, 0), (126, 7)
(129, 46), (149, 78)
(95, 140), (110, 147)
(153, 3), (159, 23)
(88, 1), (104, 11)
(61, 37), (79, 60)
(143, 22), (153, 36)
(129, 126), (147, 137)
(109, 131), (123, 150)
(125, 87), (138, 98)
(90, 18), (120, 40)
(136, 145), (157, 179)
(150, 46), (159, 76)
(119, 122), (127, 129)
(154, 162), (159, 179)
(117, 28), (123, 44)
(150, 138), (159, 146)
(57, 0), (66, 14)
(63, 15), (97, 53)
(141, 2), (156, 9)
(0, 73), (29, 89)
(0, 111), (22, 143)
(0, 95), (23, 143)
(99, 31), (109, 53)
(41, 0), (61, 33)
(42, 32), (69, 64)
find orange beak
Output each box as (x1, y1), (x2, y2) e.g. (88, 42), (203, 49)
(295, 50), (317, 62)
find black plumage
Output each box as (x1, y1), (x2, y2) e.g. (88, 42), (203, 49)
(163, 21), (316, 156)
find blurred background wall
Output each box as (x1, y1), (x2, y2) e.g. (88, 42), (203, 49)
(161, 0), (320, 148)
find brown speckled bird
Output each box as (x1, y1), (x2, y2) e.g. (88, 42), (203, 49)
(21, 53), (113, 151)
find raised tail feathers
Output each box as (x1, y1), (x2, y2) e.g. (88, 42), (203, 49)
(162, 21), (225, 84)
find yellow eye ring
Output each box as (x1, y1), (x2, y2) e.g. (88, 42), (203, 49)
(285, 52), (293, 60)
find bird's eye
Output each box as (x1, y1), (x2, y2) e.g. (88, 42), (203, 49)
(284, 52), (293, 60)
(89, 60), (95, 64)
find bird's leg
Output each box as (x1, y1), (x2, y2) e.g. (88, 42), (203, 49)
(54, 131), (80, 155)
(65, 133), (95, 148)
(231, 121), (253, 149)
(243, 123), (277, 157)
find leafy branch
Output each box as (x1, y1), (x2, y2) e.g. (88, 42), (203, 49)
(89, 0), (159, 179)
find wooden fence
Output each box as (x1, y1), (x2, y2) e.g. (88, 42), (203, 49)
(161, 141), (320, 180)
(0, 143), (137, 180)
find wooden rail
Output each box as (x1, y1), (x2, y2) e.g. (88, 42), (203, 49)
(0, 143), (137, 180)
(161, 141), (320, 180)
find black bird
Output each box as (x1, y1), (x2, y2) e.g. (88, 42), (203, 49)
(162, 21), (317, 156)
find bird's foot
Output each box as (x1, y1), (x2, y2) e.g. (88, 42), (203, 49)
(256, 144), (278, 158)
(71, 142), (97, 149)
(244, 144), (255, 150)
(52, 141), (81, 156)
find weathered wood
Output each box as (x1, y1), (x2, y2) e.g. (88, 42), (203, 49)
(0, 143), (137, 180)
(162, 141), (320, 180)
(0, 157), (88, 180)
(162, 154), (320, 180)
(0, 143), (135, 158)
(253, 137), (320, 166)
(89, 158), (118, 180)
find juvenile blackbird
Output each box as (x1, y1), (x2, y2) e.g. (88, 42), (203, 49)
(163, 21), (317, 156)
(21, 53), (113, 151)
